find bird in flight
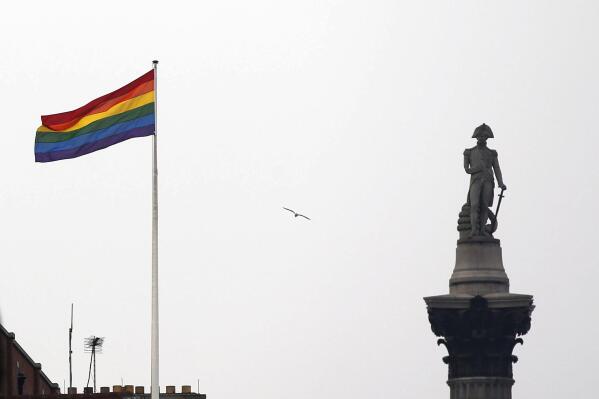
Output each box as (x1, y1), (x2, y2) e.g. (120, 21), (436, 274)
(283, 207), (311, 220)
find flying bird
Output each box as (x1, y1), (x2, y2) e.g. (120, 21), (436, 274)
(283, 207), (311, 220)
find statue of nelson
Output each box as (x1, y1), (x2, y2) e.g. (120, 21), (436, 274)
(463, 123), (506, 237)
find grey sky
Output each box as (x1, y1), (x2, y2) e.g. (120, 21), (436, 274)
(1, 1), (598, 398)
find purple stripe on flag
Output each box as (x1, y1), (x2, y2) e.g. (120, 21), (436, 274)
(35, 125), (155, 162)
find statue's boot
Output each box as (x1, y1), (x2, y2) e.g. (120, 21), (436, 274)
(480, 207), (491, 236)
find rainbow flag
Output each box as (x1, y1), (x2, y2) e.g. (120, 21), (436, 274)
(35, 70), (155, 162)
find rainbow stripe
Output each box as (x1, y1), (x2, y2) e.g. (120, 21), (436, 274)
(35, 70), (155, 162)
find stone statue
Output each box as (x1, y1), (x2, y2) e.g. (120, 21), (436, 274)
(460, 123), (506, 238)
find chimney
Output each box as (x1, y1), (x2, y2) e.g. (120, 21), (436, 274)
(165, 386), (176, 394)
(181, 386), (191, 394)
(135, 386), (145, 394)
(112, 386), (123, 393)
(124, 385), (134, 394)
(67, 387), (77, 395)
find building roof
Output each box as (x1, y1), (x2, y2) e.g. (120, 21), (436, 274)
(0, 322), (61, 392)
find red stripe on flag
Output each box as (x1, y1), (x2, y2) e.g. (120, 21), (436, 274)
(42, 70), (154, 130)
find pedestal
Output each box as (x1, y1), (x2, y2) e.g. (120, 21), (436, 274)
(449, 239), (508, 295)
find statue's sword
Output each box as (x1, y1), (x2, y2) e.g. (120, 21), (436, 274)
(495, 188), (506, 218)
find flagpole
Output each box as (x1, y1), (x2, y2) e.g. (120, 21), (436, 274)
(151, 59), (159, 399)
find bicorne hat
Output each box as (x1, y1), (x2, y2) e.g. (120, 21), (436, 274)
(472, 123), (494, 138)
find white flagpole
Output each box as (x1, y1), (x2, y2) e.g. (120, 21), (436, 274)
(151, 60), (160, 399)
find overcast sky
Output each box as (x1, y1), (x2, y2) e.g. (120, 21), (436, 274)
(1, 1), (599, 398)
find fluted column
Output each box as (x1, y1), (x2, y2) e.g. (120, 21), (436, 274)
(448, 377), (513, 399)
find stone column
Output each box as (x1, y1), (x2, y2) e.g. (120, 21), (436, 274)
(424, 237), (534, 399)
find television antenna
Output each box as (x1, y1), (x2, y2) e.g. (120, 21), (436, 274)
(84, 336), (104, 393)
(68, 304), (73, 389)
